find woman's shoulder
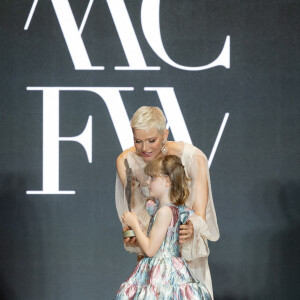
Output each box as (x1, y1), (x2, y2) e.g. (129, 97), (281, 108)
(116, 146), (136, 162)
(168, 142), (208, 169)
(167, 141), (184, 156)
(168, 141), (206, 158)
(116, 147), (145, 175)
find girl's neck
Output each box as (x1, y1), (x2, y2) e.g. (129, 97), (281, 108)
(158, 195), (172, 208)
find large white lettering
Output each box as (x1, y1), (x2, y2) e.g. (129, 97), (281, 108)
(50, 0), (104, 70)
(26, 87), (133, 194)
(24, 0), (103, 70)
(24, 0), (230, 195)
(141, 0), (230, 70)
(25, 0), (230, 71)
(26, 88), (92, 194)
(145, 87), (192, 143)
(106, 0), (160, 70)
(25, 87), (229, 194)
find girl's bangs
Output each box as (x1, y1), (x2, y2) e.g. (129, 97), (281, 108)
(144, 159), (162, 177)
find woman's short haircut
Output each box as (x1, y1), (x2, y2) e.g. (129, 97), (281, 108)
(130, 106), (166, 134)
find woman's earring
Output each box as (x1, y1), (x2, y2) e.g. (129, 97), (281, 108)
(161, 141), (168, 156)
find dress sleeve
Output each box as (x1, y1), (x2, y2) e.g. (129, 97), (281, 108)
(180, 147), (220, 261)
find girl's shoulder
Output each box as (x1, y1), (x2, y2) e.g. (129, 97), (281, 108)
(156, 204), (174, 217)
(153, 205), (173, 224)
(156, 204), (193, 225)
(157, 203), (179, 218)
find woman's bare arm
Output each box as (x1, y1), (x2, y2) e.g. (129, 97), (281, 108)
(191, 154), (209, 221)
(179, 153), (209, 243)
(116, 151), (127, 188)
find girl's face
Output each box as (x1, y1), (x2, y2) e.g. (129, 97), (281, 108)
(147, 175), (169, 200)
(133, 127), (168, 162)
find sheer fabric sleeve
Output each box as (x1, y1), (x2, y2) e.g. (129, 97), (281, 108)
(115, 172), (144, 255)
(115, 152), (150, 256)
(181, 146), (220, 261)
(115, 172), (128, 224)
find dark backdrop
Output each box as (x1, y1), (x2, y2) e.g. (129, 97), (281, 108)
(0, 0), (299, 299)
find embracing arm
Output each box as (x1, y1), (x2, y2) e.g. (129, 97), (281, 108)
(188, 150), (219, 241)
(180, 150), (220, 260)
(116, 151), (127, 188)
(191, 153), (209, 221)
(180, 152), (209, 243)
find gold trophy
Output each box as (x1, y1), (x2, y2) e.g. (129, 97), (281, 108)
(122, 159), (136, 238)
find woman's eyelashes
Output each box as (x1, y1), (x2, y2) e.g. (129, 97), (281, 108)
(134, 139), (156, 144)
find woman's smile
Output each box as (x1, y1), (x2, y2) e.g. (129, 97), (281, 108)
(133, 127), (166, 161)
(142, 152), (152, 157)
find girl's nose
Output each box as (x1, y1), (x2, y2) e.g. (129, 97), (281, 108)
(146, 178), (150, 186)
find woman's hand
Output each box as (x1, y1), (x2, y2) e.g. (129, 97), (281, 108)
(179, 220), (194, 244)
(122, 211), (139, 228)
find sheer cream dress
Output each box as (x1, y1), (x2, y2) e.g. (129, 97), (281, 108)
(115, 142), (220, 299)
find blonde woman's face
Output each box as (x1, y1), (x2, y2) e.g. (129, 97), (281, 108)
(133, 127), (167, 162)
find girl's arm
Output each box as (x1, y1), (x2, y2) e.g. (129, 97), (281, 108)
(122, 206), (172, 257)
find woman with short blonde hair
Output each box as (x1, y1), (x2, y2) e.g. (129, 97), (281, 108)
(115, 106), (220, 299)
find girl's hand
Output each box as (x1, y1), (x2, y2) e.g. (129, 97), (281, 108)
(123, 226), (138, 245)
(124, 236), (138, 246)
(122, 211), (139, 228)
(179, 220), (194, 244)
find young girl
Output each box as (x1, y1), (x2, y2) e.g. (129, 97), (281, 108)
(115, 155), (212, 299)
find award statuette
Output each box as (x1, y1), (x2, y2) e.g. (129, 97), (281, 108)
(122, 159), (136, 238)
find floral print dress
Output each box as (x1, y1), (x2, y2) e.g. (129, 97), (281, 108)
(115, 203), (212, 300)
